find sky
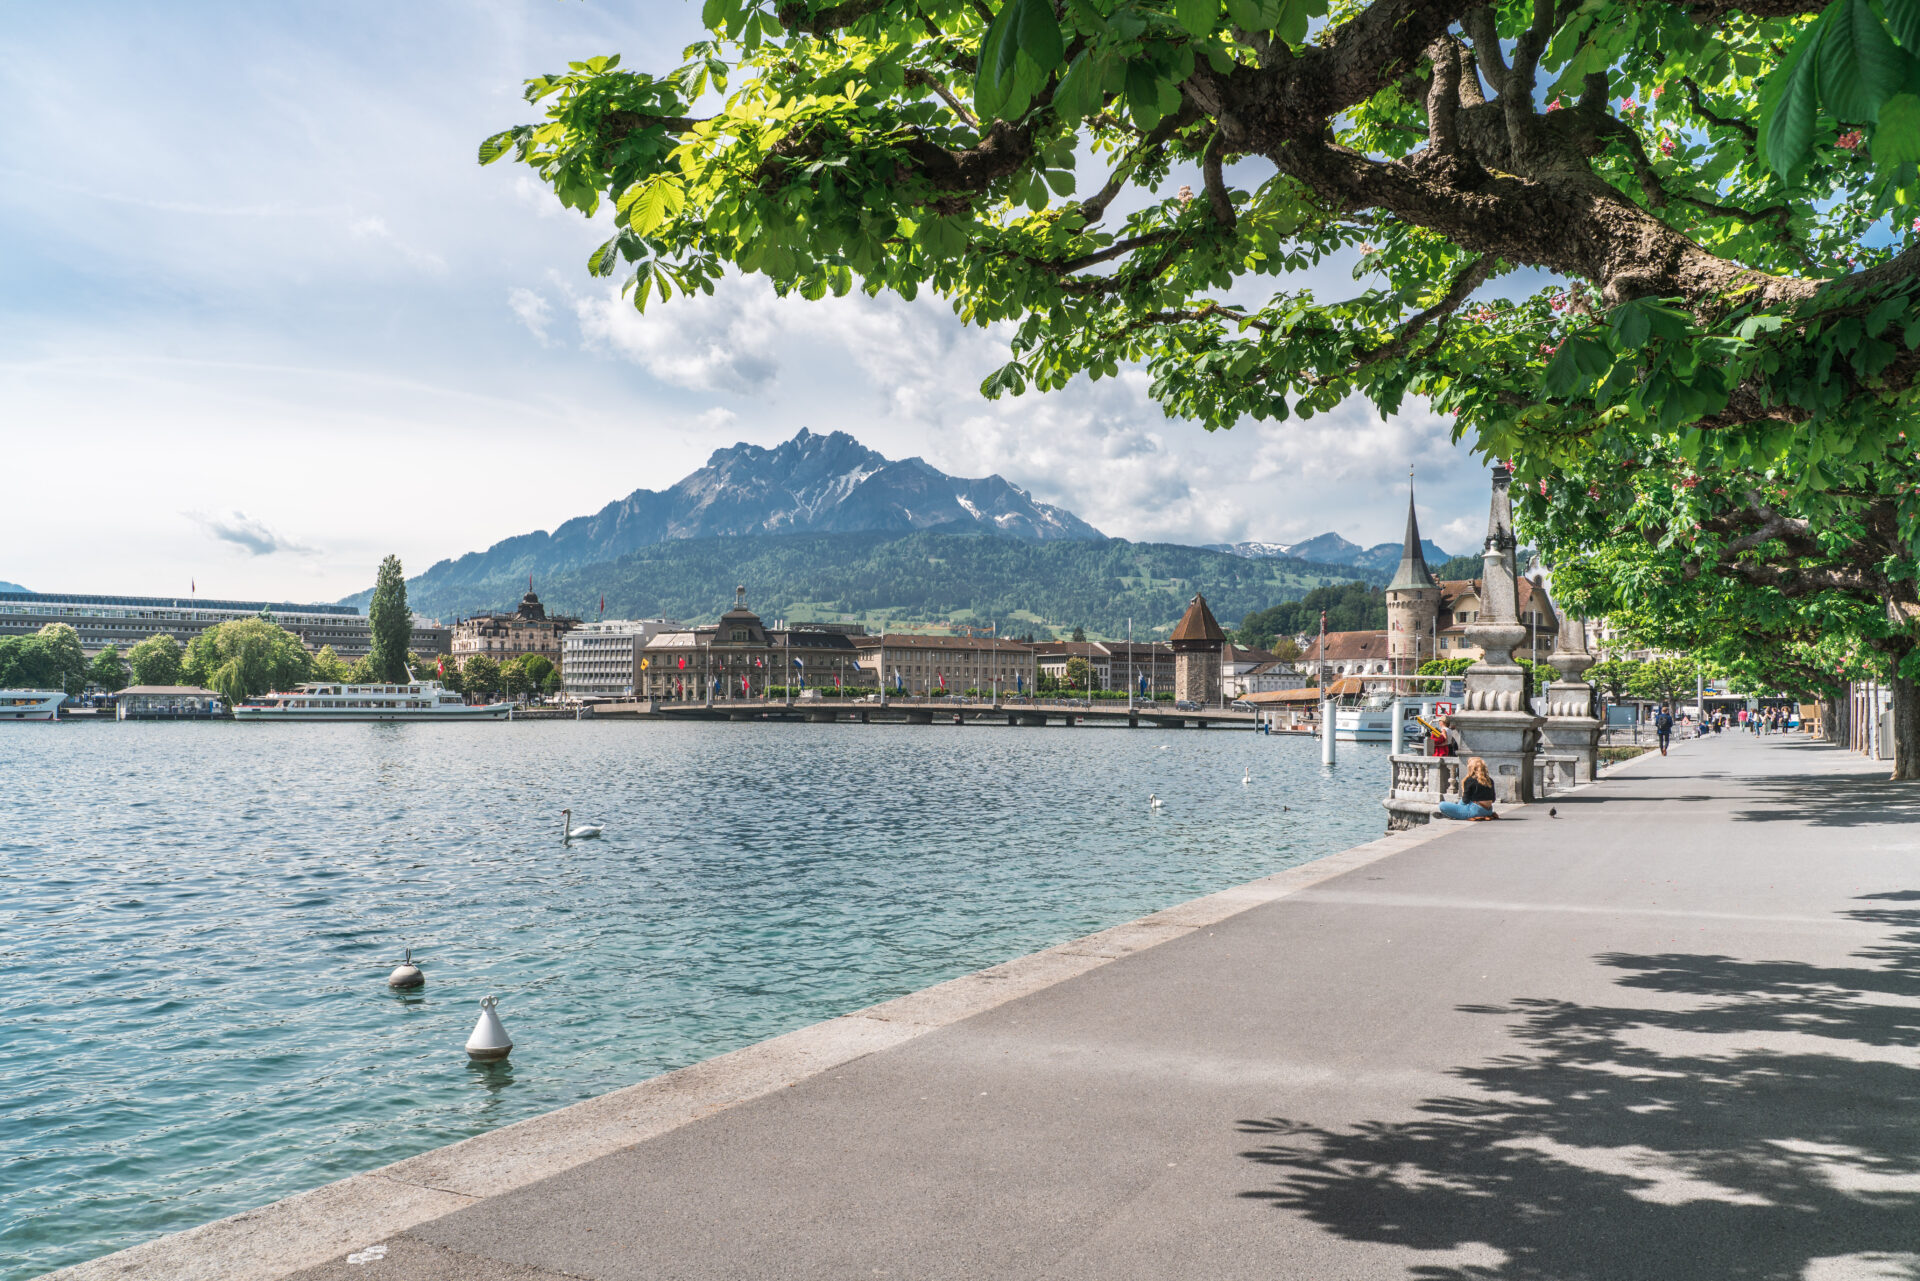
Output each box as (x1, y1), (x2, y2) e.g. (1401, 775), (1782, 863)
(0, 0), (1497, 606)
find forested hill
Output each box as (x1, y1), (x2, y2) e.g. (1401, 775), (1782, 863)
(405, 531), (1382, 640)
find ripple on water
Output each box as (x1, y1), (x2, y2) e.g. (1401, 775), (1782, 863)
(0, 719), (1387, 1278)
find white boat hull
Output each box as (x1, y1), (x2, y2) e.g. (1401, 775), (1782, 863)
(0, 690), (64, 721)
(234, 679), (512, 722)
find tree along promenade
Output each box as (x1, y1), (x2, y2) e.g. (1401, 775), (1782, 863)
(52, 731), (1918, 1281)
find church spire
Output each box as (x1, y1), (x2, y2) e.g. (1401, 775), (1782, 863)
(1387, 469), (1437, 591)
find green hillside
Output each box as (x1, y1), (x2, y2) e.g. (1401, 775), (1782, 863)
(418, 531), (1381, 640)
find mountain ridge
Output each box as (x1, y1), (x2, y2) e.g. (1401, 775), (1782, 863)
(348, 429), (1102, 609)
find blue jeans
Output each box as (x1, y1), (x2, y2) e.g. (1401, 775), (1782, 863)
(1438, 800), (1493, 820)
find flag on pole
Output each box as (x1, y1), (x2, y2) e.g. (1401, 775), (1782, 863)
(599, 593), (605, 615)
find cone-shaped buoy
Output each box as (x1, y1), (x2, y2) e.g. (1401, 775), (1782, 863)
(387, 947), (425, 990)
(465, 996), (512, 1061)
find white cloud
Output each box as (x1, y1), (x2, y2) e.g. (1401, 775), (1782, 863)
(347, 214), (448, 274)
(507, 287), (554, 343)
(189, 510), (319, 558)
(695, 406), (738, 429)
(574, 276), (781, 393)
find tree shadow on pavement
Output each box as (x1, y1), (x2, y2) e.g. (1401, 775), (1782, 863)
(1236, 896), (1920, 1280)
(1730, 772), (1920, 828)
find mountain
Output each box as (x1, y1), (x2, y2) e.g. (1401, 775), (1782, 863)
(355, 429), (1102, 610)
(414, 530), (1386, 639)
(0, 581), (27, 594)
(1205, 534), (1450, 574)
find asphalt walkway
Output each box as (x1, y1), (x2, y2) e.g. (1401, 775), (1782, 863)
(262, 735), (1920, 1279)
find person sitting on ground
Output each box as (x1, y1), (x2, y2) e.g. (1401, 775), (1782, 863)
(1438, 757), (1500, 821)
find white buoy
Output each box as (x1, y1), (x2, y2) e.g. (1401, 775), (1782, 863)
(465, 996), (513, 1061)
(387, 947), (424, 990)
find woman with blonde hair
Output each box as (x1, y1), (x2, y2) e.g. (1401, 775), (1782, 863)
(1437, 757), (1499, 821)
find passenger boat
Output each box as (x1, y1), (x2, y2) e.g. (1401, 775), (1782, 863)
(233, 680), (511, 721)
(0, 690), (65, 721)
(1332, 691), (1456, 744)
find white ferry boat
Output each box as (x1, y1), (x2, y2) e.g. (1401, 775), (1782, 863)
(0, 690), (65, 721)
(1332, 691), (1454, 744)
(233, 680), (511, 721)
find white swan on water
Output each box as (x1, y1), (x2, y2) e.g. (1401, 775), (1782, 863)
(1149, 794), (1165, 809)
(561, 809), (604, 842)
(1243, 766), (1251, 785)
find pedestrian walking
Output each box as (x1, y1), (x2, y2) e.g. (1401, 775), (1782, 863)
(1655, 706), (1674, 756)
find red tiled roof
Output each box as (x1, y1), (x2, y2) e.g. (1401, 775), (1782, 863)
(1170, 594), (1227, 644)
(1298, 630), (1390, 662)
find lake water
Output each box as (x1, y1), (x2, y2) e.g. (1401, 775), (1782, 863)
(0, 719), (1388, 1278)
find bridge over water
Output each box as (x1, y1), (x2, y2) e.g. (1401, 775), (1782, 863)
(594, 697), (1258, 730)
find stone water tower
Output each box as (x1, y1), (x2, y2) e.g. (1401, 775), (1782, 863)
(1384, 484), (1442, 676)
(1170, 593), (1226, 706)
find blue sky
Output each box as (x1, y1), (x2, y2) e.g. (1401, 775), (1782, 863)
(1, 0), (1494, 608)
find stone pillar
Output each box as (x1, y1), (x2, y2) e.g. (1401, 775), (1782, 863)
(1448, 466), (1543, 803)
(1540, 603), (1600, 784)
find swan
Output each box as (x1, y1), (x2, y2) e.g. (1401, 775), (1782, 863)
(561, 809), (604, 842)
(1149, 794), (1165, 809)
(1243, 766), (1251, 785)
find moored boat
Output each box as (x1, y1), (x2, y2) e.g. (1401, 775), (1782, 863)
(233, 680), (510, 721)
(0, 690), (65, 721)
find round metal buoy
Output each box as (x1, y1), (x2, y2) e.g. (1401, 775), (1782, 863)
(387, 947), (425, 990)
(465, 996), (512, 1062)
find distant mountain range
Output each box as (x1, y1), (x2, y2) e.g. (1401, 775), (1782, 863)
(1204, 533), (1452, 575)
(349, 429), (1103, 613)
(0, 581), (27, 594)
(419, 530), (1387, 640)
(348, 428), (1431, 633)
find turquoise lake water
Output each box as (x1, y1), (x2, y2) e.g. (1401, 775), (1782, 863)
(0, 719), (1388, 1278)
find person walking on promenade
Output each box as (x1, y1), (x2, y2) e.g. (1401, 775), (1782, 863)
(1655, 706), (1674, 756)
(1437, 757), (1500, 821)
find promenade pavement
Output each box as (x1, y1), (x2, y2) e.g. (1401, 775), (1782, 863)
(271, 733), (1918, 1280)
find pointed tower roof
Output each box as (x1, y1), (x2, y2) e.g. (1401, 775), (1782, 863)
(1387, 484), (1437, 592)
(1169, 593), (1227, 650)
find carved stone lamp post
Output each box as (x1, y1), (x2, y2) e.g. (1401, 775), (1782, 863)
(1450, 465), (1544, 803)
(1540, 599), (1601, 784)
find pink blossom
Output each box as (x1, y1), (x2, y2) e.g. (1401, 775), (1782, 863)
(1621, 98), (1636, 112)
(1837, 130), (1863, 150)
(1681, 476), (1699, 489)
(1177, 184), (1193, 202)
(1538, 479), (1549, 496)
(1652, 86), (1664, 99)
(1547, 100), (1564, 112)
(1660, 137), (1674, 156)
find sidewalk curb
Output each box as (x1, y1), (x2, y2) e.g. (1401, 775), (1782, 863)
(43, 820), (1462, 1281)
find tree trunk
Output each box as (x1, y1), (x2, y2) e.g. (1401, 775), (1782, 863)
(1891, 674), (1920, 781)
(1816, 695), (1840, 744)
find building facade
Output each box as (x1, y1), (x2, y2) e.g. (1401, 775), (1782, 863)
(1169, 594), (1226, 706)
(560, 618), (683, 699)
(1031, 640), (1176, 694)
(0, 591), (448, 660)
(450, 590), (580, 668)
(639, 590), (868, 700)
(854, 633), (1038, 696)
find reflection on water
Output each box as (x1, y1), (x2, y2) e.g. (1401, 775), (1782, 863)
(0, 719), (1386, 1277)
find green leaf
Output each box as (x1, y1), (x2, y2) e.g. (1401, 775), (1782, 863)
(1223, 0), (1266, 33)
(1886, 0), (1920, 50)
(1818, 0), (1911, 124)
(1126, 62), (1168, 129)
(1010, 0), (1064, 76)
(1053, 52), (1103, 123)
(621, 176), (682, 235)
(1275, 0), (1325, 47)
(1173, 0), (1215, 38)
(1875, 92), (1920, 163)
(478, 130), (516, 165)
(1760, 7), (1827, 176)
